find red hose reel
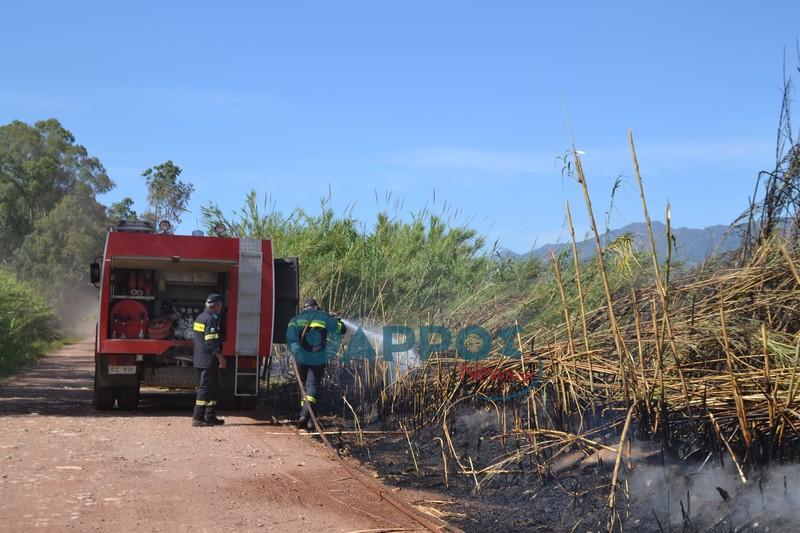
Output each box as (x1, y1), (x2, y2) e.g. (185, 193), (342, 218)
(147, 317), (174, 339)
(110, 300), (149, 339)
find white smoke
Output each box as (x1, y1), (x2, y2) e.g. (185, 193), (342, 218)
(455, 410), (499, 434)
(627, 455), (800, 528)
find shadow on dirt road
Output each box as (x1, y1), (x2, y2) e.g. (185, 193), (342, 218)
(0, 340), (285, 422)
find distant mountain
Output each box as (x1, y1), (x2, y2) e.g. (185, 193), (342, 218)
(505, 222), (742, 266)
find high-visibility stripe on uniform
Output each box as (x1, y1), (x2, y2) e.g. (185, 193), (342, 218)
(204, 333), (220, 341)
(196, 400), (218, 406)
(305, 395), (316, 403)
(193, 322), (206, 332)
(309, 320), (326, 328)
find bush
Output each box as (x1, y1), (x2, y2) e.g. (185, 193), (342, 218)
(0, 270), (57, 377)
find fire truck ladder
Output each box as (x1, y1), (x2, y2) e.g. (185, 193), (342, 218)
(235, 239), (262, 397)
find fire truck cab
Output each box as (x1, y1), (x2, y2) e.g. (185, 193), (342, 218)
(90, 220), (299, 410)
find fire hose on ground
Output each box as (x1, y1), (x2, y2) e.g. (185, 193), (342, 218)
(290, 357), (460, 533)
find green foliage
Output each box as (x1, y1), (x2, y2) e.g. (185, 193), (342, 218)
(203, 190), (661, 337)
(0, 270), (57, 377)
(0, 119), (112, 259)
(141, 160), (193, 229)
(108, 197), (137, 224)
(11, 185), (109, 301)
(605, 233), (640, 278)
(202, 191), (497, 322)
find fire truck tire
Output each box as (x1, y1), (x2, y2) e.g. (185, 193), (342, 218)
(117, 385), (140, 410)
(235, 396), (258, 410)
(93, 373), (115, 410)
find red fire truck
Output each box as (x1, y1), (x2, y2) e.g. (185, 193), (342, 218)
(90, 220), (299, 410)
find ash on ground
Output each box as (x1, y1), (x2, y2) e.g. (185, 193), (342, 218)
(318, 404), (800, 532)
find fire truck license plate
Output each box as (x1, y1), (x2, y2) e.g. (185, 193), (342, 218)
(108, 365), (137, 375)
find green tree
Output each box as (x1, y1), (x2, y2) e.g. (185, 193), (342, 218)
(12, 185), (109, 301)
(0, 119), (112, 259)
(141, 160), (194, 230)
(108, 197), (137, 224)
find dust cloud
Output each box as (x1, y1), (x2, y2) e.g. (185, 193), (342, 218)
(55, 286), (99, 340)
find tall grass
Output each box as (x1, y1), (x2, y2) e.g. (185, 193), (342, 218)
(202, 191), (502, 323)
(203, 186), (668, 434)
(0, 270), (57, 377)
(202, 190), (655, 334)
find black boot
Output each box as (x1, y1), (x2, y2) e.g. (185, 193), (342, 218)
(192, 405), (210, 427)
(296, 403), (308, 429)
(205, 406), (225, 426)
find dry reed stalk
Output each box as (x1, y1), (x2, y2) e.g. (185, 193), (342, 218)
(786, 342), (800, 407)
(550, 250), (576, 364)
(343, 395), (365, 446)
(607, 403), (635, 512)
(629, 130), (665, 298)
(630, 130), (694, 421)
(572, 148), (632, 403)
(467, 457), (480, 493)
(781, 243), (800, 285)
(434, 437), (449, 488)
(777, 342), (800, 443)
(631, 290), (652, 412)
(649, 297), (666, 436)
(400, 422), (420, 474)
(566, 202), (595, 393)
(709, 411), (747, 484)
(512, 322), (538, 431)
(762, 322), (775, 428)
(719, 306), (753, 447)
(513, 428), (618, 453)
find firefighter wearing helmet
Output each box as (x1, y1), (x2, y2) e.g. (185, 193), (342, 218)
(286, 298), (346, 430)
(191, 293), (227, 427)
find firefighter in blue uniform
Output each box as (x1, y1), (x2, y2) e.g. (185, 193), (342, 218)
(286, 298), (346, 430)
(192, 293), (227, 427)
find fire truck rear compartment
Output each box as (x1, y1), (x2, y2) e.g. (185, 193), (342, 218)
(93, 235), (298, 411)
(106, 260), (230, 344)
(96, 258), (239, 409)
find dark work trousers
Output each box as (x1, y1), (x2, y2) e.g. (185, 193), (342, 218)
(196, 365), (219, 408)
(298, 363), (325, 419)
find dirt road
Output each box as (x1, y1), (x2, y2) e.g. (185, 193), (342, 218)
(0, 341), (435, 532)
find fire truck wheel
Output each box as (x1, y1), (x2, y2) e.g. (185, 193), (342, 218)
(117, 385), (140, 410)
(93, 373), (115, 410)
(235, 396), (258, 410)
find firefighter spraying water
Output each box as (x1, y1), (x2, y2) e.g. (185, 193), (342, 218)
(285, 298), (346, 430)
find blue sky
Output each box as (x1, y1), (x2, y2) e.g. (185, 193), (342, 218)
(1, 1), (798, 253)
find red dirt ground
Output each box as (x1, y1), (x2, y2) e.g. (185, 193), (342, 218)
(0, 341), (439, 532)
